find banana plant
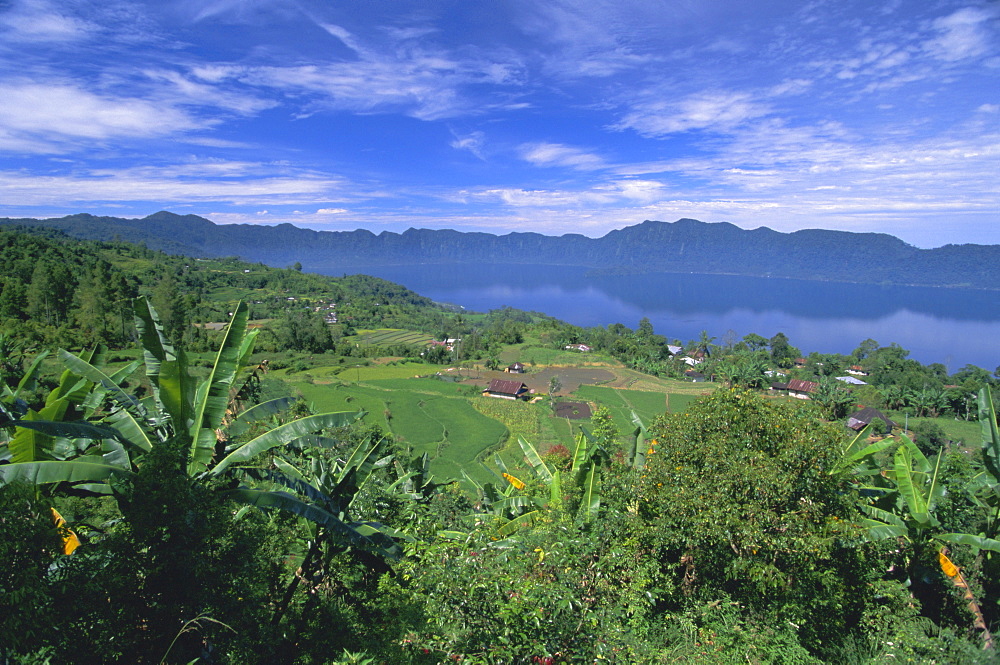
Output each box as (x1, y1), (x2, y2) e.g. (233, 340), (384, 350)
(626, 410), (650, 470)
(232, 434), (404, 627)
(455, 431), (610, 541)
(0, 298), (364, 502)
(841, 388), (1000, 650)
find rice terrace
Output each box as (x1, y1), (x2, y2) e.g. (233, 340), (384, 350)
(273, 329), (716, 485)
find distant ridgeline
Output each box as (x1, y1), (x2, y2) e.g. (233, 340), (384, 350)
(2, 212), (997, 290)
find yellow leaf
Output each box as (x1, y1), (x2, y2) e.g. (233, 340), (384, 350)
(502, 472), (526, 490)
(938, 550), (959, 578)
(50, 507), (81, 556)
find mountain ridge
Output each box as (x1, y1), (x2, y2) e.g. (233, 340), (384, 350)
(1, 212), (996, 290)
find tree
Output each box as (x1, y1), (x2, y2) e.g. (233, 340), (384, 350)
(637, 389), (862, 655)
(769, 331), (799, 367)
(742, 332), (768, 352)
(549, 375), (562, 396)
(694, 329), (716, 357)
(637, 316), (655, 338)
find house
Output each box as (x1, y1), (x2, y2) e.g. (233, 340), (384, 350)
(667, 345), (683, 356)
(564, 344), (591, 352)
(483, 379), (527, 400)
(786, 378), (819, 399)
(506, 362), (525, 374)
(794, 357), (807, 368)
(683, 349), (706, 365)
(846, 365), (869, 376)
(836, 375), (867, 385)
(847, 406), (895, 435)
(684, 370), (706, 382)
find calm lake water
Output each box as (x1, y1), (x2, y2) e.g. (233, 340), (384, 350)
(333, 263), (999, 372)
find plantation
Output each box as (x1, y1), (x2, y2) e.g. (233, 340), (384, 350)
(353, 328), (436, 348)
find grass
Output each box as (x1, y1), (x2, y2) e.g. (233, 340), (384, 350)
(335, 362), (437, 382)
(367, 377), (478, 396)
(886, 412), (983, 446)
(294, 383), (391, 429)
(353, 329), (435, 347)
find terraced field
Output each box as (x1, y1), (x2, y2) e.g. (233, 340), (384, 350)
(354, 328), (436, 347)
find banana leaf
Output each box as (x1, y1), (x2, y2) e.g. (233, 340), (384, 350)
(578, 461), (601, 524)
(0, 459), (134, 486)
(980, 387), (1000, 481)
(189, 302), (248, 474)
(226, 397), (296, 437)
(211, 411), (363, 475)
(497, 510), (540, 537)
(226, 488), (401, 559)
(517, 436), (552, 482)
(937, 532), (1000, 554)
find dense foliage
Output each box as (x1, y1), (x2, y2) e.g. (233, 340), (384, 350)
(0, 228), (997, 663)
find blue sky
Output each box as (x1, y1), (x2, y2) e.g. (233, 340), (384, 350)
(0, 0), (997, 247)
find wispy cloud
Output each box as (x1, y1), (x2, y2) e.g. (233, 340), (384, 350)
(0, 81), (205, 152)
(450, 131), (487, 159)
(0, 0), (95, 42)
(519, 142), (605, 170)
(616, 90), (772, 137)
(925, 6), (999, 62)
(0, 159), (364, 207)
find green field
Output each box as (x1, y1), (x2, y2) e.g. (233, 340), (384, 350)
(335, 362), (438, 382)
(367, 377), (477, 396)
(354, 329), (436, 347)
(284, 355), (719, 488)
(289, 379), (507, 485)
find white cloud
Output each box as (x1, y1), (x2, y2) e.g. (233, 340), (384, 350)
(616, 90), (771, 137)
(0, 81), (204, 151)
(925, 6), (998, 62)
(450, 131), (486, 159)
(0, 159), (361, 207)
(143, 69), (276, 115)
(0, 0), (95, 42)
(224, 24), (524, 121)
(519, 142), (604, 170)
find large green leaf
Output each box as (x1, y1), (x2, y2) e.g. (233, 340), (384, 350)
(226, 397), (296, 437)
(189, 302), (249, 475)
(570, 432), (589, 481)
(938, 532), (1000, 553)
(226, 488), (401, 559)
(132, 297), (175, 377)
(858, 504), (909, 541)
(980, 387), (1000, 481)
(211, 411), (362, 475)
(337, 433), (385, 488)
(549, 469), (563, 511)
(578, 461), (601, 524)
(496, 510), (540, 537)
(10, 350), (49, 399)
(517, 436), (553, 482)
(893, 441), (938, 525)
(56, 350), (151, 451)
(0, 459), (134, 486)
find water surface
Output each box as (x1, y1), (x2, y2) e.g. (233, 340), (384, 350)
(334, 263), (999, 372)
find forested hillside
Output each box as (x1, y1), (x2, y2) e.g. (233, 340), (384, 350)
(0, 225), (444, 353)
(3, 212), (999, 289)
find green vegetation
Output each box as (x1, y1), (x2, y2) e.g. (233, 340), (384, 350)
(0, 227), (998, 663)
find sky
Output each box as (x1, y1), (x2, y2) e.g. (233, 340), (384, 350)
(0, 0), (997, 248)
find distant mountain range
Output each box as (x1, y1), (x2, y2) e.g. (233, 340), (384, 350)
(2, 211), (997, 290)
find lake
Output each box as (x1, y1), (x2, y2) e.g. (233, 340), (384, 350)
(332, 263), (999, 372)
